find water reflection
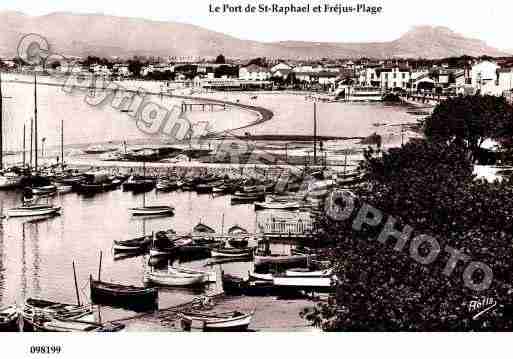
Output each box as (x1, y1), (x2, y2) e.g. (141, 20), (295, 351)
(0, 189), (257, 321)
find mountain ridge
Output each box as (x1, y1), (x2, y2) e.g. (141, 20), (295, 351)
(0, 10), (509, 59)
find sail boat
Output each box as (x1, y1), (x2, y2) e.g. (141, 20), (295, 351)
(6, 74), (61, 217)
(0, 72), (24, 189)
(129, 162), (174, 216)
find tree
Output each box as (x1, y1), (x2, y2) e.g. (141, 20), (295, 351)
(247, 57), (267, 67)
(302, 140), (513, 331)
(215, 54), (226, 64)
(127, 58), (146, 77)
(424, 95), (513, 162)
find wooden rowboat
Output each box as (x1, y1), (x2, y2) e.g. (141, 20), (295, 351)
(254, 253), (308, 266)
(180, 310), (254, 331)
(167, 266), (217, 283)
(22, 298), (92, 331)
(90, 277), (158, 310)
(113, 235), (152, 252)
(41, 319), (125, 332)
(211, 247), (253, 259)
(130, 206), (174, 216)
(6, 204), (61, 218)
(144, 270), (206, 287)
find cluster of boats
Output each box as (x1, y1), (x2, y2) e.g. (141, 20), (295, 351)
(221, 244), (336, 297)
(114, 223), (255, 263)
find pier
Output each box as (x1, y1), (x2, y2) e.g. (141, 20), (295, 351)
(180, 102), (227, 112)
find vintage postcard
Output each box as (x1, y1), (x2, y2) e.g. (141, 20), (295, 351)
(1, 0), (512, 357)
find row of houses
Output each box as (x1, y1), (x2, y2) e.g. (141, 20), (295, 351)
(3, 55), (513, 97)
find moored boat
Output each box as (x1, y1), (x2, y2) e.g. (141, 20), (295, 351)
(231, 191), (265, 204)
(0, 306), (19, 332)
(254, 201), (301, 211)
(248, 271), (273, 282)
(90, 277), (158, 310)
(144, 269), (206, 287)
(167, 265), (217, 283)
(22, 298), (92, 331)
(180, 310), (254, 331)
(272, 274), (334, 291)
(6, 204), (61, 218)
(227, 225), (250, 248)
(39, 318), (125, 332)
(122, 175), (156, 192)
(211, 247), (253, 259)
(0, 172), (23, 189)
(130, 205), (174, 216)
(285, 268), (333, 277)
(113, 235), (152, 252)
(254, 253), (308, 266)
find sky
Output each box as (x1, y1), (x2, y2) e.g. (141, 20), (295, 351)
(2, 0), (513, 50)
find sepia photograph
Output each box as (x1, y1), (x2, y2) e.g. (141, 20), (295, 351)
(1, 0), (513, 356)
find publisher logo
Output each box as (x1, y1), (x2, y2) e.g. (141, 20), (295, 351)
(468, 297), (497, 320)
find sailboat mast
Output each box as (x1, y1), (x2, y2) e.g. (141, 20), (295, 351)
(142, 162), (146, 208)
(22, 124), (26, 167)
(0, 73), (3, 170)
(61, 119), (64, 168)
(313, 101), (317, 165)
(34, 74), (38, 171)
(30, 117), (33, 167)
(72, 261), (81, 306)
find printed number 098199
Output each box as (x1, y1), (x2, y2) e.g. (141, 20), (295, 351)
(30, 345), (62, 354)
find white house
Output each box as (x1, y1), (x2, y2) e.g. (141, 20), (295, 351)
(471, 61), (499, 90)
(239, 65), (271, 81)
(358, 66), (380, 86)
(377, 67), (411, 90)
(497, 68), (513, 93)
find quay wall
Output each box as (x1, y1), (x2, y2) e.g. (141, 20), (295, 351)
(63, 158), (327, 179)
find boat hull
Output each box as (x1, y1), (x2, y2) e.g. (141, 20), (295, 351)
(130, 207), (174, 216)
(145, 271), (206, 287)
(211, 249), (253, 258)
(90, 280), (158, 310)
(181, 312), (253, 331)
(254, 255), (308, 267)
(272, 275), (334, 291)
(6, 206), (61, 218)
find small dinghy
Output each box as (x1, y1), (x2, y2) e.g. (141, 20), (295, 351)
(180, 310), (254, 331)
(113, 235), (152, 252)
(6, 204), (61, 218)
(144, 269), (206, 287)
(254, 201), (301, 211)
(129, 205), (174, 216)
(41, 319), (125, 332)
(254, 253), (308, 266)
(211, 247), (253, 259)
(168, 265), (217, 283)
(22, 298), (92, 331)
(0, 306), (19, 332)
